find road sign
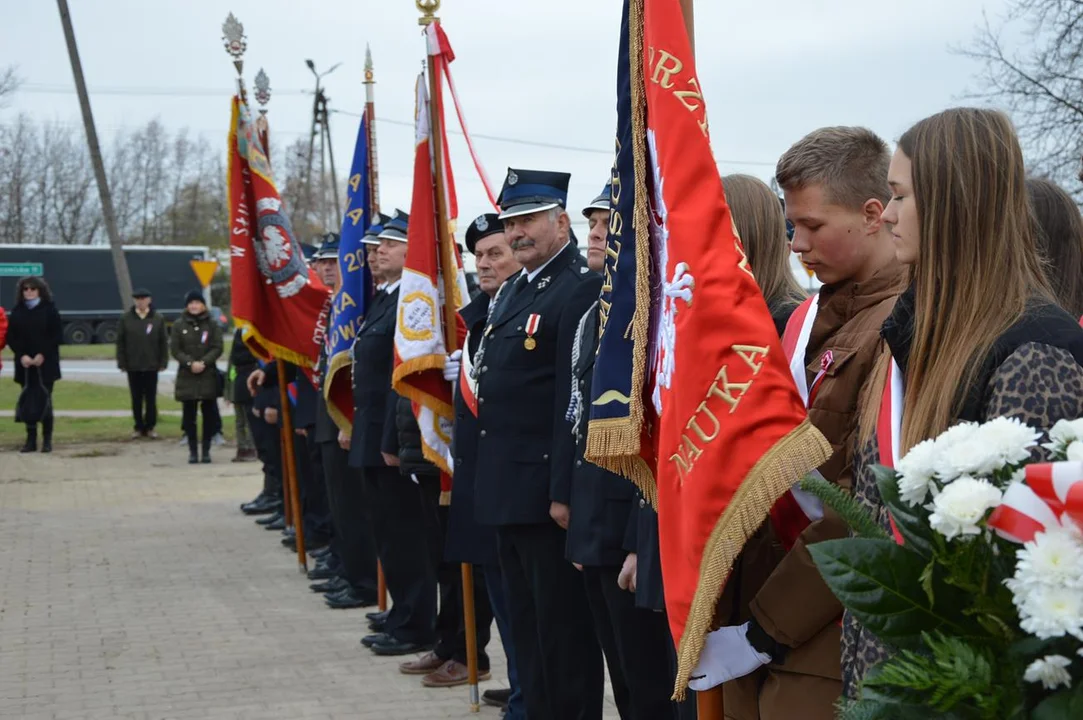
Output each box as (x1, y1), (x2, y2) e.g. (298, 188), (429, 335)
(0, 262), (44, 277)
(190, 259), (219, 287)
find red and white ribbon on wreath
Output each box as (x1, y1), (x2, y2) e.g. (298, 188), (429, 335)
(988, 461), (1083, 543)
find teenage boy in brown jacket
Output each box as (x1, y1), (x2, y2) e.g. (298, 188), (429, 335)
(689, 127), (906, 720)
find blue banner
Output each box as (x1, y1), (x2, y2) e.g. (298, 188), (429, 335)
(585, 0), (653, 486)
(324, 110), (373, 430)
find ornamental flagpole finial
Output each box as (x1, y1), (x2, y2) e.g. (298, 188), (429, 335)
(417, 0), (440, 26)
(364, 44), (374, 85)
(222, 12), (248, 97)
(254, 68), (271, 115)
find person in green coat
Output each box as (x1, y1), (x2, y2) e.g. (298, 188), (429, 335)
(116, 288), (169, 439)
(170, 290), (223, 464)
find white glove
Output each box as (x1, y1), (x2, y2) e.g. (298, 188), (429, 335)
(687, 622), (771, 692)
(443, 349), (462, 381)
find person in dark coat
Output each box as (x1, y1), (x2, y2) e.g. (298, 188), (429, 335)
(7, 276), (62, 453)
(230, 326), (260, 464)
(116, 287), (169, 439)
(385, 391), (484, 686)
(472, 169), (604, 720)
(170, 290), (224, 464)
(560, 185), (675, 720)
(349, 210), (437, 655)
(431, 213), (525, 715)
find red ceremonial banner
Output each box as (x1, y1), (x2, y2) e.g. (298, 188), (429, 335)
(228, 97), (331, 367)
(628, 0), (832, 696)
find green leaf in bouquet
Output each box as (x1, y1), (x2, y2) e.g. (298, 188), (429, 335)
(1032, 683), (1083, 720)
(799, 473), (889, 539)
(873, 464), (935, 557)
(838, 696), (955, 720)
(862, 633), (1003, 717)
(809, 538), (976, 647)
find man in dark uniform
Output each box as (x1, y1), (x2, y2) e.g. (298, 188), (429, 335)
(281, 236), (336, 554)
(562, 184), (676, 720)
(473, 168), (604, 719)
(347, 210), (437, 656)
(247, 234), (379, 608)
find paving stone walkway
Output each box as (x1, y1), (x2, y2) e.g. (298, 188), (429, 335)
(0, 441), (620, 719)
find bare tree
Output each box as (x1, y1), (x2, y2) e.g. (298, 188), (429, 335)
(0, 115), (39, 243)
(961, 1), (1083, 195)
(0, 66), (20, 107)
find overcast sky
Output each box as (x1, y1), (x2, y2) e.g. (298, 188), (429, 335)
(3, 0), (1007, 281)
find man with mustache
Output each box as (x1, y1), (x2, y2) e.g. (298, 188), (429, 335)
(472, 168), (604, 719)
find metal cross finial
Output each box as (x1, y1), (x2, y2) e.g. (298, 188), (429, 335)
(222, 12), (247, 96)
(254, 68), (271, 114)
(417, 0), (440, 25)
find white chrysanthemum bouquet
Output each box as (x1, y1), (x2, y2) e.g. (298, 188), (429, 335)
(802, 416), (1083, 718)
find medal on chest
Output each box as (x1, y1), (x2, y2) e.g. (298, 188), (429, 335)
(524, 313), (541, 351)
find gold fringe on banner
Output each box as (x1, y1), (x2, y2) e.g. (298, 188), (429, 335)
(672, 418), (832, 700)
(585, 0), (656, 507)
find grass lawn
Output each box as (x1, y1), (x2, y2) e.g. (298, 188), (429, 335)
(0, 414), (235, 451)
(0, 379), (183, 413)
(1, 340), (232, 362)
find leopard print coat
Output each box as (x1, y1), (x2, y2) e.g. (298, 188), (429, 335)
(841, 342), (1083, 698)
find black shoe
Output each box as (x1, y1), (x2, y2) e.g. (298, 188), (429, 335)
(325, 587), (377, 609)
(255, 511), (283, 526)
(40, 439), (52, 453)
(361, 632), (390, 648)
(482, 689), (511, 709)
(283, 535), (330, 552)
(264, 515), (286, 531)
(20, 441), (37, 453)
(365, 609), (390, 623)
(282, 525), (296, 539)
(310, 576), (348, 594)
(241, 495), (280, 515)
(188, 452), (199, 464)
(306, 563), (337, 581)
(369, 637), (433, 657)
(201, 452), (211, 464)
(369, 619), (387, 633)
(309, 545), (333, 560)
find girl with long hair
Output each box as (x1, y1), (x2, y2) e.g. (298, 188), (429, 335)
(723, 173), (807, 332)
(1026, 176), (1083, 319)
(7, 276), (63, 452)
(842, 108), (1083, 695)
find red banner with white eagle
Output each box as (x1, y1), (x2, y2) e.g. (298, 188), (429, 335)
(585, 0), (832, 698)
(227, 97), (331, 367)
(391, 70), (469, 483)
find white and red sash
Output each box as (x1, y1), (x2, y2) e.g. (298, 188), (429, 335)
(458, 330), (479, 418)
(770, 295), (831, 550)
(876, 358), (905, 544)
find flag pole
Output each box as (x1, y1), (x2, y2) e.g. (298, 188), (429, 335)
(276, 359), (307, 572)
(420, 1), (478, 711)
(676, 1), (722, 717)
(363, 46), (388, 613)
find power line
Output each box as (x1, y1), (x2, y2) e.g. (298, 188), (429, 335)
(20, 83), (310, 97)
(12, 83), (778, 167)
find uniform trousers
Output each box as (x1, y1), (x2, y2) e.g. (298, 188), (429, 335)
(583, 566), (675, 720)
(249, 412), (282, 498)
(364, 465), (438, 646)
(497, 522), (603, 720)
(484, 564), (525, 720)
(320, 442), (378, 596)
(298, 431), (332, 542)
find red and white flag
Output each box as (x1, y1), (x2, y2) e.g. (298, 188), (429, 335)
(391, 71), (469, 478)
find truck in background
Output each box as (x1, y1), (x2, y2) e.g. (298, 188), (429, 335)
(0, 244), (226, 345)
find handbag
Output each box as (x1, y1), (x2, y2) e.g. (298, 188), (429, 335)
(14, 367), (52, 425)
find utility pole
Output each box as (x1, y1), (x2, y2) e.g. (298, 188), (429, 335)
(56, 0), (133, 309)
(321, 93), (342, 226)
(303, 59), (342, 234)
